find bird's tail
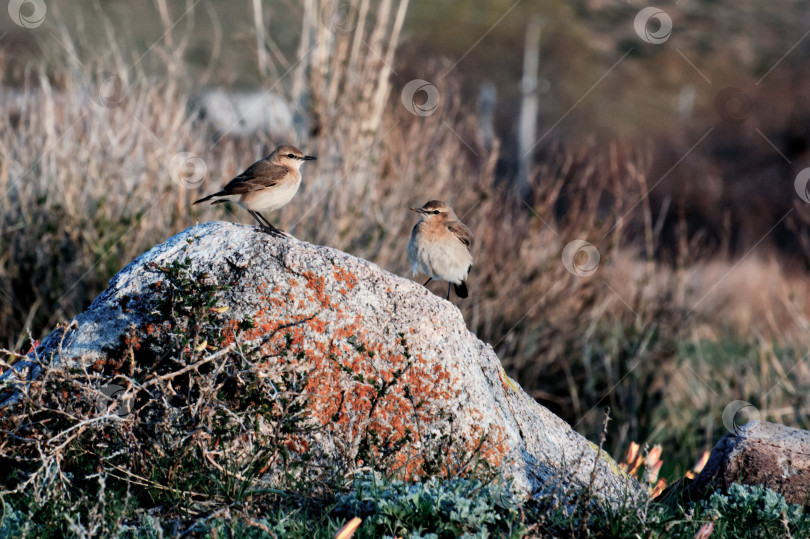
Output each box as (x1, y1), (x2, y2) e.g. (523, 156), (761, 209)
(454, 281), (469, 298)
(192, 192), (224, 205)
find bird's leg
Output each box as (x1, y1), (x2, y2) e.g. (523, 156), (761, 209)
(446, 283), (451, 300)
(248, 210), (265, 228)
(250, 211), (284, 236)
(256, 212), (274, 229)
(259, 213), (289, 237)
(252, 211), (272, 229)
(423, 277), (433, 286)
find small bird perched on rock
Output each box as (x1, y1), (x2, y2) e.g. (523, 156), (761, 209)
(193, 145), (316, 236)
(408, 200), (473, 300)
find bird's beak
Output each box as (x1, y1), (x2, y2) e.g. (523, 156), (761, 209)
(409, 207), (421, 213)
(303, 155), (317, 161)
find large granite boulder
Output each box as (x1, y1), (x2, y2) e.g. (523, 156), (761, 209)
(0, 221), (641, 506)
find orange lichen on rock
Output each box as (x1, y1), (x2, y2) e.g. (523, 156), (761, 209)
(468, 423), (510, 464)
(273, 325), (509, 479)
(333, 267), (359, 291)
(497, 367), (510, 394)
(244, 312), (435, 475)
(139, 254), (515, 483)
(122, 333), (141, 351)
(283, 435), (311, 454)
(301, 271), (334, 309)
(219, 319), (242, 347)
(307, 317), (328, 334)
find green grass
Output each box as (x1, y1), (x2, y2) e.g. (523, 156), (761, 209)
(3, 470), (809, 537)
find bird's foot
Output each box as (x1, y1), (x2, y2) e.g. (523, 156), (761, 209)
(261, 225), (289, 238)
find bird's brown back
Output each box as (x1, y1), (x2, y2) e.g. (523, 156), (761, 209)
(219, 160), (291, 195)
(445, 220), (474, 253)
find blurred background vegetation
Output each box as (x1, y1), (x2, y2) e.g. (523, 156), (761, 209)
(2, 0), (810, 485)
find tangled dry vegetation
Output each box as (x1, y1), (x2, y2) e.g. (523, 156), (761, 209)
(1, 0), (809, 482)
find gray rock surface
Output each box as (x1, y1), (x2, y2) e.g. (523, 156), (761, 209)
(690, 421), (810, 506)
(1, 221), (642, 506)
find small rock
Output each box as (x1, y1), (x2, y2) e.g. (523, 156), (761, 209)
(690, 421), (810, 506)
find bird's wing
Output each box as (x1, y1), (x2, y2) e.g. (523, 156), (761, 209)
(220, 161), (289, 194)
(447, 221), (474, 254)
(410, 222), (421, 241)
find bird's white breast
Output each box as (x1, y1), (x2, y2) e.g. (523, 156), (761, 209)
(240, 174), (301, 212)
(408, 224), (472, 284)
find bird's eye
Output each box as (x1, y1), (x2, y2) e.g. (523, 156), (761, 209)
(432, 210), (440, 214)
(287, 153), (295, 158)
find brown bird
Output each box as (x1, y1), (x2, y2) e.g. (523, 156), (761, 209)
(193, 145), (316, 235)
(408, 200), (474, 300)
